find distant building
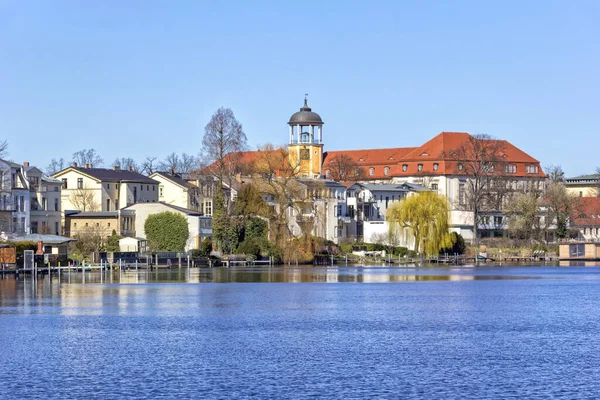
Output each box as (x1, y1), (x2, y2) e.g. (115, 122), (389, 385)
(150, 171), (201, 211)
(565, 174), (599, 197)
(64, 210), (136, 238)
(21, 163), (63, 235)
(0, 159), (31, 236)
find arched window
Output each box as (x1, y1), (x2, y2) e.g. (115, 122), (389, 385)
(402, 164), (408, 172)
(369, 167), (374, 176)
(433, 163), (439, 171)
(417, 164), (423, 171)
(384, 166), (389, 176)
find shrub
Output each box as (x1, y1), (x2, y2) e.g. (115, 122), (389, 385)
(144, 212), (189, 251)
(237, 238), (261, 259)
(201, 238), (213, 257)
(440, 232), (466, 255)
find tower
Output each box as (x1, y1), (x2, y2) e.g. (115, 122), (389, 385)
(288, 97), (324, 179)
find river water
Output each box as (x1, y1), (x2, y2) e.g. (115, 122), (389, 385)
(1, 265), (600, 399)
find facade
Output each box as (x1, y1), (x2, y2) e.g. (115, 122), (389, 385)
(571, 197), (600, 241)
(124, 202), (209, 251)
(22, 163), (62, 235)
(150, 171), (201, 211)
(64, 210), (136, 238)
(565, 174), (599, 197)
(0, 159), (31, 236)
(53, 164), (159, 214)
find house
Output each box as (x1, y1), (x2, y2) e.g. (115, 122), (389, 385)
(0, 159), (31, 236)
(11, 233), (75, 262)
(571, 197), (600, 241)
(345, 182), (428, 244)
(124, 202), (209, 251)
(150, 171), (201, 211)
(64, 210), (136, 238)
(118, 237), (148, 253)
(52, 163), (159, 215)
(565, 174), (599, 197)
(21, 162), (62, 235)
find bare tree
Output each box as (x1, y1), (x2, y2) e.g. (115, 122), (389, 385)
(72, 149), (103, 167)
(112, 157), (139, 172)
(140, 156), (158, 175)
(0, 140), (7, 159)
(159, 152), (181, 173)
(545, 165), (565, 183)
(505, 191), (543, 244)
(325, 154), (364, 181)
(544, 181), (580, 240)
(46, 158), (66, 175)
(445, 134), (507, 242)
(201, 107), (248, 185)
(180, 153), (200, 174)
(595, 167), (600, 198)
(201, 108), (248, 252)
(69, 186), (100, 212)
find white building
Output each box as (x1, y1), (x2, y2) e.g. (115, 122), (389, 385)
(22, 163), (63, 235)
(0, 159), (31, 236)
(124, 202), (210, 251)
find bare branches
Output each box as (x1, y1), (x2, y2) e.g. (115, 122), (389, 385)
(325, 154), (364, 181)
(72, 149), (103, 167)
(158, 152), (200, 174)
(112, 157), (139, 172)
(46, 158), (65, 175)
(0, 140), (7, 159)
(544, 165), (565, 183)
(140, 157), (158, 175)
(69, 186), (100, 212)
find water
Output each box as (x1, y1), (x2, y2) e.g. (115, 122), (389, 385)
(1, 265), (600, 399)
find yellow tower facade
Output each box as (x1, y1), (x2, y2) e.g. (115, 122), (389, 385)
(288, 98), (324, 179)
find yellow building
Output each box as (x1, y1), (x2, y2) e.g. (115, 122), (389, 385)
(287, 98), (324, 179)
(565, 174), (599, 197)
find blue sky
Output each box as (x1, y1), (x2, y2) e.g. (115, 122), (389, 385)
(1, 0), (598, 176)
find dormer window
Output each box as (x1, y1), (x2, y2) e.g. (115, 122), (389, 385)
(417, 164), (423, 171)
(433, 163), (439, 171)
(388, 157), (394, 160)
(358, 158), (364, 162)
(402, 164), (408, 172)
(384, 166), (389, 176)
(505, 164), (517, 174)
(421, 152), (429, 156)
(458, 163), (464, 171)
(369, 167), (374, 176)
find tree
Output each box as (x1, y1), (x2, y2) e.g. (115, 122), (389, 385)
(370, 229), (401, 256)
(505, 191), (542, 243)
(0, 139), (7, 159)
(544, 181), (580, 240)
(72, 149), (103, 167)
(106, 230), (122, 252)
(69, 226), (104, 262)
(595, 166), (600, 198)
(140, 156), (158, 175)
(387, 192), (454, 256)
(446, 134), (507, 242)
(46, 158), (66, 175)
(545, 165), (565, 183)
(325, 154), (364, 181)
(112, 157), (139, 172)
(158, 152), (200, 174)
(201, 108), (248, 251)
(233, 183), (269, 218)
(69, 186), (100, 212)
(144, 212), (189, 251)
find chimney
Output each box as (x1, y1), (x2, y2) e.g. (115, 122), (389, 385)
(89, 164), (93, 169)
(72, 162), (78, 168)
(113, 166), (120, 171)
(127, 166), (133, 172)
(169, 168), (175, 175)
(23, 162), (29, 167)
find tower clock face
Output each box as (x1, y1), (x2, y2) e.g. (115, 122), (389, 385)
(300, 149), (310, 160)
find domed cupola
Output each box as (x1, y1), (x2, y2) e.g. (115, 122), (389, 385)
(287, 96), (325, 180)
(288, 98), (324, 125)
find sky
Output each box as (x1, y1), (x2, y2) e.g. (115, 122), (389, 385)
(0, 0), (598, 177)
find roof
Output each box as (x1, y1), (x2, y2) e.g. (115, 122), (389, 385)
(13, 234), (75, 245)
(42, 175), (62, 184)
(151, 171), (194, 189)
(288, 99), (323, 125)
(566, 174), (600, 183)
(53, 166), (158, 184)
(572, 197), (600, 227)
(65, 211), (121, 218)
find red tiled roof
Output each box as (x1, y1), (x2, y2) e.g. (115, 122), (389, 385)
(572, 197), (600, 227)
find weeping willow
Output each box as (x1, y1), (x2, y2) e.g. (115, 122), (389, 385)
(387, 192), (455, 256)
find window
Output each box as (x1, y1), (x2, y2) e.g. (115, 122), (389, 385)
(42, 197), (47, 211)
(108, 223), (111, 227)
(433, 163), (439, 171)
(355, 168), (360, 176)
(147, 185), (150, 191)
(106, 199), (110, 211)
(494, 216), (503, 225)
(153, 186), (155, 191)
(31, 221), (38, 234)
(115, 199), (119, 210)
(54, 198), (59, 211)
(62, 179), (67, 189)
(505, 164), (517, 174)
(74, 223), (77, 228)
(141, 185), (143, 191)
(417, 164), (423, 171)
(55, 222), (59, 235)
(458, 163), (464, 171)
(385, 196), (389, 208)
(107, 184), (110, 190)
(526, 165), (539, 174)
(384, 166), (389, 176)
(300, 149), (310, 160)
(77, 178), (83, 189)
(159, 185), (164, 198)
(204, 201), (212, 216)
(458, 183), (465, 206)
(431, 183), (438, 191)
(402, 164), (408, 172)
(369, 167), (374, 176)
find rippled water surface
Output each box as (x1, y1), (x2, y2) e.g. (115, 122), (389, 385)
(1, 265), (600, 399)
